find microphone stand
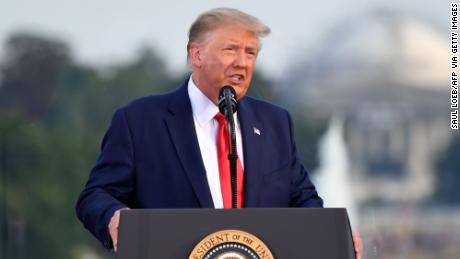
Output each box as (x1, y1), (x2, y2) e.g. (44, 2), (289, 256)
(223, 97), (238, 209)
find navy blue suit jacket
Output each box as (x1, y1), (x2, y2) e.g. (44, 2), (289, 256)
(76, 80), (323, 248)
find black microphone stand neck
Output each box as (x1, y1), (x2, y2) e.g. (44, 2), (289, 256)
(224, 104), (238, 209)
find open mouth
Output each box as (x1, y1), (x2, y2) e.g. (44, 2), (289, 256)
(229, 74), (245, 84)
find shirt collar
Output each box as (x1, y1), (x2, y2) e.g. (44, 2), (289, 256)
(188, 75), (220, 127)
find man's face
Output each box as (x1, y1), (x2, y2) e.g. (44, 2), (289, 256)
(190, 25), (259, 104)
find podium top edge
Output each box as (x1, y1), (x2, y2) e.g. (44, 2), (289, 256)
(120, 207), (348, 214)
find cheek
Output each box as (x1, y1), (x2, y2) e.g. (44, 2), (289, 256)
(236, 87), (249, 99)
(221, 57), (236, 69)
(247, 59), (256, 70)
(207, 56), (231, 72)
(240, 77), (252, 92)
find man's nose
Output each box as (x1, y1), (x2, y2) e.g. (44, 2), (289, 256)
(233, 50), (247, 68)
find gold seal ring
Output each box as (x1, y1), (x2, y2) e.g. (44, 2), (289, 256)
(189, 229), (274, 259)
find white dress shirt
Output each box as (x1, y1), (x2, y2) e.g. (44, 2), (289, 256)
(187, 76), (245, 209)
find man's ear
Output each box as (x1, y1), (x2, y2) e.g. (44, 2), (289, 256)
(189, 42), (202, 68)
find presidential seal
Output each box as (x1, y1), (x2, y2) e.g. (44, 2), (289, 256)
(189, 230), (274, 259)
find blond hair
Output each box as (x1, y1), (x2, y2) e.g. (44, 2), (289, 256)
(187, 8), (271, 62)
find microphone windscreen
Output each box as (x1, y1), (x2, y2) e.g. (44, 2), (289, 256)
(218, 85), (237, 115)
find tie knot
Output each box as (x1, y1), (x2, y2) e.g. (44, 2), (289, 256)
(214, 112), (226, 124)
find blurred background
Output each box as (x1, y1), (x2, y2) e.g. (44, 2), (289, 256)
(0, 0), (457, 258)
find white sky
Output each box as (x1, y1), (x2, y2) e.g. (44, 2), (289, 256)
(0, 0), (445, 79)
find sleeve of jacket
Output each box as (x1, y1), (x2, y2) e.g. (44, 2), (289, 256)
(285, 110), (324, 208)
(75, 107), (134, 248)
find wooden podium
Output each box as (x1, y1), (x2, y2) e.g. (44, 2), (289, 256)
(117, 208), (355, 259)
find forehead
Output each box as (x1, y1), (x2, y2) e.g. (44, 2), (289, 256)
(204, 25), (259, 46)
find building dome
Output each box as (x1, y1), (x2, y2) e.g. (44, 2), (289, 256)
(283, 10), (449, 114)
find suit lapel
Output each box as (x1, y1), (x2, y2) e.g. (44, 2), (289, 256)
(238, 98), (264, 207)
(165, 83), (214, 208)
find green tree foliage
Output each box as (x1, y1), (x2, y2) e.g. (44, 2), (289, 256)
(0, 33), (182, 259)
(433, 135), (460, 204)
(0, 33), (70, 122)
(291, 113), (327, 172)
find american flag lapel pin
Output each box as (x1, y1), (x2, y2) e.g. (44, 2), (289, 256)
(253, 127), (261, 136)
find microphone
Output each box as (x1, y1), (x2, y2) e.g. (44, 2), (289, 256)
(218, 85), (237, 117)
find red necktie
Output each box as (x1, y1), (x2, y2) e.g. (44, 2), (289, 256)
(215, 113), (244, 208)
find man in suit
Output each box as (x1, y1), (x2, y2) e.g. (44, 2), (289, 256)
(76, 7), (362, 257)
